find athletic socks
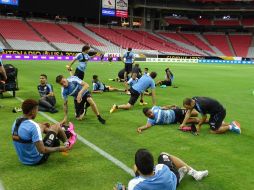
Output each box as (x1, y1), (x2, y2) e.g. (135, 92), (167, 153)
(188, 167), (208, 181)
(97, 115), (106, 124)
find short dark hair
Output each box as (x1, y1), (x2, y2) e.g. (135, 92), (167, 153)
(40, 74), (47, 79)
(135, 149), (154, 175)
(93, 75), (98, 80)
(56, 75), (64, 83)
(82, 45), (90, 52)
(128, 48), (132, 51)
(144, 68), (148, 71)
(183, 98), (193, 106)
(22, 99), (38, 114)
(165, 68), (169, 72)
(134, 63), (139, 67)
(149, 72), (157, 79)
(143, 107), (150, 115)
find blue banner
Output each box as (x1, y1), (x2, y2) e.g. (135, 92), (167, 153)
(198, 59), (254, 64)
(102, 8), (116, 17)
(0, 0), (19, 6)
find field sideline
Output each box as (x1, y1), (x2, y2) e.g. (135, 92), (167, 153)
(1, 60), (254, 190)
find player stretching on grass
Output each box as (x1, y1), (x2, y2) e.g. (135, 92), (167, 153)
(66, 45), (97, 80)
(137, 105), (199, 133)
(92, 75), (124, 93)
(114, 149), (208, 190)
(180, 97), (241, 134)
(110, 72), (157, 113)
(12, 99), (76, 165)
(56, 75), (105, 124)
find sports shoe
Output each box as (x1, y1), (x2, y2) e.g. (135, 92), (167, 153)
(139, 101), (148, 106)
(76, 111), (85, 120)
(67, 122), (77, 148)
(178, 166), (188, 182)
(98, 116), (106, 124)
(110, 104), (117, 113)
(12, 107), (22, 113)
(192, 170), (208, 181)
(230, 121), (241, 134)
(49, 108), (58, 113)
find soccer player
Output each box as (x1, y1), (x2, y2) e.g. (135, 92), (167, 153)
(11, 99), (76, 165)
(66, 45), (97, 80)
(37, 74), (58, 113)
(92, 75), (124, 93)
(144, 67), (149, 76)
(137, 105), (199, 133)
(123, 48), (135, 80)
(180, 97), (241, 134)
(56, 75), (105, 124)
(114, 149), (208, 190)
(0, 47), (7, 82)
(156, 68), (174, 86)
(110, 72), (157, 113)
(125, 73), (139, 93)
(132, 63), (142, 79)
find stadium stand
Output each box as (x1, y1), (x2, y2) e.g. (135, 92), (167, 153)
(242, 18), (254, 26)
(229, 34), (252, 57)
(195, 18), (213, 25)
(213, 19), (240, 26)
(165, 17), (194, 25)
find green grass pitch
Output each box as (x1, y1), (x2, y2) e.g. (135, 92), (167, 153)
(0, 60), (254, 190)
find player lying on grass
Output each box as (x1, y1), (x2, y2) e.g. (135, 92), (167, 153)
(66, 45), (98, 80)
(56, 75), (105, 124)
(156, 68), (174, 87)
(37, 74), (58, 113)
(180, 97), (241, 134)
(137, 105), (199, 133)
(114, 149), (208, 190)
(110, 72), (157, 113)
(92, 75), (124, 93)
(12, 99), (77, 165)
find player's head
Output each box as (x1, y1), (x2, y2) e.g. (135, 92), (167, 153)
(131, 73), (137, 79)
(135, 149), (154, 176)
(82, 45), (90, 52)
(149, 72), (157, 79)
(56, 75), (68, 87)
(143, 107), (154, 118)
(128, 48), (132, 51)
(0, 47), (4, 55)
(93, 75), (98, 82)
(183, 98), (195, 109)
(144, 68), (148, 72)
(134, 63), (139, 67)
(40, 74), (47, 85)
(22, 99), (39, 119)
(165, 68), (169, 72)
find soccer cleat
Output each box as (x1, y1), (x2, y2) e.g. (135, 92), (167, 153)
(139, 101), (148, 106)
(12, 107), (22, 113)
(178, 166), (188, 182)
(230, 121), (241, 134)
(49, 108), (58, 113)
(192, 170), (208, 181)
(110, 104), (117, 113)
(98, 115), (106, 124)
(67, 122), (77, 148)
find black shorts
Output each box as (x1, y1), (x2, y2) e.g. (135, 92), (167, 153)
(158, 153), (180, 187)
(209, 109), (226, 131)
(128, 88), (140, 105)
(161, 80), (172, 86)
(173, 109), (187, 124)
(124, 63), (133, 73)
(74, 91), (92, 117)
(46, 96), (56, 106)
(74, 68), (85, 80)
(36, 131), (59, 165)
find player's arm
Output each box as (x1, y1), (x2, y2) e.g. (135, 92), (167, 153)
(66, 58), (77, 71)
(137, 122), (152, 133)
(35, 141), (69, 154)
(61, 100), (68, 124)
(0, 65), (7, 81)
(197, 114), (207, 131)
(161, 105), (177, 110)
(180, 109), (193, 127)
(151, 89), (156, 106)
(77, 81), (89, 102)
(92, 90), (103, 93)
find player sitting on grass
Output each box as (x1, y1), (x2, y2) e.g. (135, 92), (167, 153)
(37, 74), (58, 113)
(180, 97), (241, 134)
(66, 45), (98, 80)
(114, 149), (208, 190)
(56, 75), (105, 124)
(110, 72), (157, 113)
(156, 68), (174, 87)
(137, 105), (199, 133)
(12, 99), (76, 165)
(92, 75), (124, 93)
(132, 63), (142, 79)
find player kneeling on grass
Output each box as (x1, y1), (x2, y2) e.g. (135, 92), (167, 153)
(37, 74), (58, 113)
(56, 75), (105, 124)
(92, 75), (124, 93)
(110, 72), (157, 113)
(11, 99), (77, 165)
(180, 97), (241, 134)
(114, 149), (208, 190)
(137, 105), (199, 133)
